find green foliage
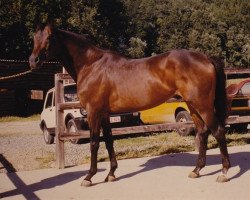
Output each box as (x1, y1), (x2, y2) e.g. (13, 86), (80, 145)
(127, 37), (147, 58)
(0, 0), (249, 67)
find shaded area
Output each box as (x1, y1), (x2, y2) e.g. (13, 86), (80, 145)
(0, 150), (249, 199)
(0, 60), (62, 90)
(1, 171), (84, 199)
(118, 151), (250, 181)
(0, 154), (40, 199)
(0, 154), (17, 173)
(1, 165), (105, 199)
(0, 153), (91, 199)
(0, 60), (62, 117)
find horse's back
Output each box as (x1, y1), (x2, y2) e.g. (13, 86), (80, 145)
(77, 49), (216, 113)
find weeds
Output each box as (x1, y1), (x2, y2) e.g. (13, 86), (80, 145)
(35, 152), (55, 169)
(95, 131), (250, 163)
(0, 114), (40, 122)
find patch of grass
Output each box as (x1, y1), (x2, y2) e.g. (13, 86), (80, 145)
(226, 133), (250, 146)
(95, 131), (250, 163)
(0, 114), (40, 122)
(96, 132), (195, 162)
(35, 152), (55, 169)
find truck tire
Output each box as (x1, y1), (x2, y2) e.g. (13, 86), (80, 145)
(42, 124), (55, 144)
(176, 111), (195, 136)
(66, 119), (81, 144)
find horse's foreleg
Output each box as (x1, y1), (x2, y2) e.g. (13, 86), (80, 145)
(101, 114), (118, 182)
(211, 125), (231, 182)
(81, 112), (101, 187)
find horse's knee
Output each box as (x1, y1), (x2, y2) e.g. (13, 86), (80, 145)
(90, 141), (100, 152)
(197, 126), (209, 142)
(211, 126), (225, 140)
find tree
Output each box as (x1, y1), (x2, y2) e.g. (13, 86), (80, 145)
(0, 0), (71, 59)
(68, 0), (130, 53)
(0, 0), (249, 67)
(127, 37), (147, 58)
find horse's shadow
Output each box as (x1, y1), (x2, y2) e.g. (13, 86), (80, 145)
(118, 151), (250, 181)
(1, 151), (249, 199)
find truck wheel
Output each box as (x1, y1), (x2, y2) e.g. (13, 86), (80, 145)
(67, 119), (81, 144)
(42, 125), (54, 144)
(176, 111), (195, 136)
(230, 123), (248, 133)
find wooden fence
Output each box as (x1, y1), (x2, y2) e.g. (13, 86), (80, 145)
(55, 73), (250, 169)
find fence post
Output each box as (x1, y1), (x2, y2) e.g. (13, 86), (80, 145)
(55, 74), (65, 169)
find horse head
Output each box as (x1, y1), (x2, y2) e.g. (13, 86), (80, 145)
(29, 23), (55, 70)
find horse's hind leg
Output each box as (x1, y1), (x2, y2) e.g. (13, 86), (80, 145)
(187, 105), (210, 178)
(211, 125), (231, 182)
(101, 113), (118, 182)
(188, 104), (230, 182)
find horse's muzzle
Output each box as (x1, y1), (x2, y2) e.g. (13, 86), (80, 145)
(29, 55), (37, 70)
(29, 54), (44, 70)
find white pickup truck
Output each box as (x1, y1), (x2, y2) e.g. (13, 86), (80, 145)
(40, 84), (141, 144)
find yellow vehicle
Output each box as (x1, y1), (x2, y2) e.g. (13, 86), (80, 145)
(140, 97), (195, 136)
(140, 79), (250, 135)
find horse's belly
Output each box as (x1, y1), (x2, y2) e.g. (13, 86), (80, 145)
(109, 87), (173, 113)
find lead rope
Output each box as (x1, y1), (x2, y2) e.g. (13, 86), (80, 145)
(0, 70), (32, 81)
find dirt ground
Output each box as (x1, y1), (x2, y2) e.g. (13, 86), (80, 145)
(0, 120), (91, 172)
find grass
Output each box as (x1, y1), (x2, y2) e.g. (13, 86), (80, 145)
(95, 131), (250, 163)
(0, 114), (40, 122)
(35, 152), (55, 169)
(0, 114), (249, 167)
(13, 130), (249, 169)
(0, 114), (41, 136)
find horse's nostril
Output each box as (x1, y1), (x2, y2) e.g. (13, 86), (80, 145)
(35, 57), (40, 64)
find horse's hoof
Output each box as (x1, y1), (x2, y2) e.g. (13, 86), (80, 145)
(188, 171), (200, 179)
(105, 175), (116, 182)
(216, 175), (229, 183)
(81, 180), (92, 187)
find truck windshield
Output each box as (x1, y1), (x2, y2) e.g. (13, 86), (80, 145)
(64, 85), (78, 102)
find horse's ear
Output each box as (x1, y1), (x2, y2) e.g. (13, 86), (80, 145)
(36, 23), (46, 32)
(34, 12), (50, 31)
(46, 18), (57, 34)
(43, 24), (54, 36)
(34, 17), (44, 32)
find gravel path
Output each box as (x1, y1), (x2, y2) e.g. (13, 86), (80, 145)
(2, 120), (248, 174)
(0, 121), (109, 173)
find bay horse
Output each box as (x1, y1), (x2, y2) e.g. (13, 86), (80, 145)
(29, 24), (230, 186)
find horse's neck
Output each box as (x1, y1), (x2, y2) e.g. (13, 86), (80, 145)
(56, 30), (102, 82)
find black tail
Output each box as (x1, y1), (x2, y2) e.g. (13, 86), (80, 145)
(210, 56), (228, 126)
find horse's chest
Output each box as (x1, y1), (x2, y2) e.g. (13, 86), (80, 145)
(77, 76), (108, 108)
